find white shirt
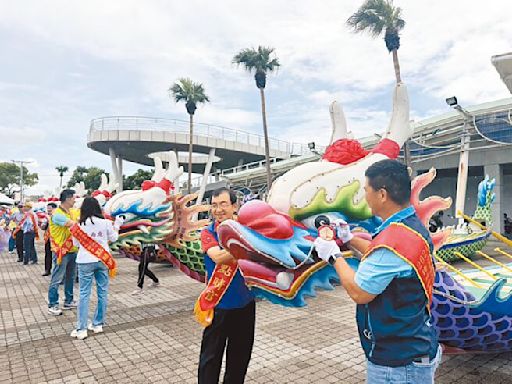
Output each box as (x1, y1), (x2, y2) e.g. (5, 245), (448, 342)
(73, 217), (119, 264)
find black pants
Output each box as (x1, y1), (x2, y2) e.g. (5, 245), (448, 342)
(198, 300), (256, 384)
(15, 231), (24, 261)
(44, 240), (52, 273)
(137, 247), (158, 289)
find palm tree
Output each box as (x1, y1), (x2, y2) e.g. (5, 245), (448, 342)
(55, 165), (69, 190)
(233, 46), (280, 191)
(169, 78), (210, 194)
(347, 0), (405, 83)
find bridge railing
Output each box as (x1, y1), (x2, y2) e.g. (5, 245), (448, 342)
(90, 116), (313, 156)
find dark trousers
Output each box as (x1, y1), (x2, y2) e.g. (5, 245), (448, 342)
(137, 247), (158, 289)
(23, 231), (37, 264)
(15, 231), (24, 261)
(198, 300), (256, 384)
(44, 240), (52, 273)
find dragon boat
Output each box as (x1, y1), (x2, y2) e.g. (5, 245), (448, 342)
(37, 82), (512, 354)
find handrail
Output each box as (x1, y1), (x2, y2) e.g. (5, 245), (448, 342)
(89, 116), (313, 156)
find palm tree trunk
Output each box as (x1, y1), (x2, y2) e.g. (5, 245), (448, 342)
(59, 176), (63, 189)
(392, 50), (401, 83)
(259, 88), (272, 193)
(188, 113), (193, 194)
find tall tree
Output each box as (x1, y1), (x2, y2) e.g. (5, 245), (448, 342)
(233, 46), (280, 190)
(169, 78), (210, 194)
(124, 169), (154, 190)
(55, 165), (69, 189)
(347, 0), (405, 83)
(66, 166), (106, 193)
(0, 162), (38, 197)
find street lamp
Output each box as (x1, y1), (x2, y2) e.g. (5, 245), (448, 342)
(11, 159), (33, 203)
(446, 96), (472, 227)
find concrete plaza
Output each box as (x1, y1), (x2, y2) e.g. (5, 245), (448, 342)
(1, 242), (512, 383)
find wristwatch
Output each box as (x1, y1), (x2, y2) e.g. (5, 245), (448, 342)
(328, 253), (342, 266)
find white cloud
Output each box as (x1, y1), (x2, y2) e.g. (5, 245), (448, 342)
(0, 0), (511, 194)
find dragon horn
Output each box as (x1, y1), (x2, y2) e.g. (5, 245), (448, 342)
(164, 151), (184, 182)
(98, 174), (108, 191)
(328, 101), (352, 144)
(151, 157), (165, 182)
(381, 83), (412, 148)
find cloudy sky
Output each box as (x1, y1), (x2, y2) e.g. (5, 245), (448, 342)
(0, 0), (510, 194)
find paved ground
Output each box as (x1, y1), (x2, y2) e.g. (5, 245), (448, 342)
(1, 241), (512, 383)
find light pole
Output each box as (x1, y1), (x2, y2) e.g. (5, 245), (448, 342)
(11, 160), (33, 203)
(446, 97), (472, 227)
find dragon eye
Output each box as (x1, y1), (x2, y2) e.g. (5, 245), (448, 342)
(302, 213), (345, 230)
(116, 213), (135, 221)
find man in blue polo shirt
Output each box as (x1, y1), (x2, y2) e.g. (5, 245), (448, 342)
(315, 160), (442, 384)
(198, 187), (255, 384)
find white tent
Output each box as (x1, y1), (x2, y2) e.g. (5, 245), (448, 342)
(0, 193), (15, 205)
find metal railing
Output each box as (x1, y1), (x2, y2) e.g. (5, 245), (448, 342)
(90, 116), (313, 156)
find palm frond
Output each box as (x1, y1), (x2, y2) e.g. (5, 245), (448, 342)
(169, 78), (210, 105)
(233, 46), (280, 74)
(346, 0), (404, 37)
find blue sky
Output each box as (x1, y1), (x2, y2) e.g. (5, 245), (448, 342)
(0, 0), (510, 194)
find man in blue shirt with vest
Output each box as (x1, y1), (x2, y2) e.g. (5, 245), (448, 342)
(198, 187), (255, 384)
(315, 159), (442, 383)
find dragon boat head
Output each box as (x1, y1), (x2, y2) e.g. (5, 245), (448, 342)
(104, 152), (209, 256)
(104, 154), (183, 250)
(217, 84), (452, 306)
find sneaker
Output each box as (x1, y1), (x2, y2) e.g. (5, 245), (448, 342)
(70, 329), (88, 340)
(150, 281), (160, 288)
(48, 306), (62, 316)
(42, 272), (50, 276)
(87, 323), (103, 334)
(63, 301), (78, 310)
(131, 288), (143, 296)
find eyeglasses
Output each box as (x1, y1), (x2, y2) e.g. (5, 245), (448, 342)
(211, 202), (233, 210)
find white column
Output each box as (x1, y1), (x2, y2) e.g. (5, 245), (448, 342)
(196, 148), (216, 205)
(484, 163), (503, 234)
(455, 131), (470, 225)
(116, 156), (123, 192)
(109, 148), (120, 190)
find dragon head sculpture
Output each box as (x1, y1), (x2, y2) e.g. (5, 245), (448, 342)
(104, 152), (209, 263)
(216, 83), (452, 306)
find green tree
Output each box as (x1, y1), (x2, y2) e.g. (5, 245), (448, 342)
(233, 46), (280, 190)
(124, 169), (154, 190)
(169, 78), (210, 194)
(66, 166), (106, 193)
(55, 165), (69, 189)
(347, 0), (405, 83)
(0, 162), (38, 197)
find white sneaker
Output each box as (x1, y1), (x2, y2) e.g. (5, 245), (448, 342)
(87, 323), (103, 334)
(131, 288), (143, 296)
(48, 306), (62, 316)
(70, 329), (88, 340)
(62, 301), (78, 310)
(150, 281), (160, 288)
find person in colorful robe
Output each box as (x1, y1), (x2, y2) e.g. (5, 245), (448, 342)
(41, 202), (57, 276)
(11, 205), (24, 262)
(19, 202), (39, 265)
(196, 188), (255, 384)
(47, 189), (80, 316)
(70, 197), (122, 340)
(314, 159), (441, 384)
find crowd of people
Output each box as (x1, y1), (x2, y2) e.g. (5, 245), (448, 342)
(0, 159), (442, 383)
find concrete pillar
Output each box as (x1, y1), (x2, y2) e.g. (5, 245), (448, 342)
(484, 163), (504, 234)
(116, 156), (123, 192)
(455, 133), (470, 225)
(109, 148), (120, 190)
